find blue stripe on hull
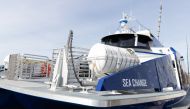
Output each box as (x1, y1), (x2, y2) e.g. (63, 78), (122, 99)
(0, 88), (181, 109)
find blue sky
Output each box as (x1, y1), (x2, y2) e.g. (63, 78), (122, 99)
(0, 0), (190, 65)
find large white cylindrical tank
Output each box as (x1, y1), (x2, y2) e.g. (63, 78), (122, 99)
(88, 43), (140, 77)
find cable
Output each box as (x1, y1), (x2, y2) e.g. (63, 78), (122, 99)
(67, 30), (83, 86)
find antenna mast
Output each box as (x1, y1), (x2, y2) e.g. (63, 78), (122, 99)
(186, 37), (190, 74)
(157, 0), (163, 40)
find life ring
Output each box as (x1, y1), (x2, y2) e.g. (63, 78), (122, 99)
(41, 63), (47, 75)
(41, 63), (51, 77)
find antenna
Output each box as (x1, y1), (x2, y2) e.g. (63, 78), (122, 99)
(186, 36), (190, 74)
(157, 0), (163, 40)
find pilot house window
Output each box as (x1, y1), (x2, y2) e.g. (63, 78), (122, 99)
(102, 34), (150, 49)
(119, 37), (135, 48)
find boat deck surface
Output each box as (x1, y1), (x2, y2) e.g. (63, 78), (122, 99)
(0, 79), (186, 107)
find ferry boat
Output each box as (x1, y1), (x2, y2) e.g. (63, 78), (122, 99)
(0, 14), (189, 109)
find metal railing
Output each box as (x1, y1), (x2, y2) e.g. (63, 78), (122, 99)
(7, 54), (52, 80)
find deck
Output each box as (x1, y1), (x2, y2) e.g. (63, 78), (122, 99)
(0, 79), (186, 108)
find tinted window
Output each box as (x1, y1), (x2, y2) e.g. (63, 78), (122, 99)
(137, 37), (150, 49)
(102, 34), (150, 49)
(119, 37), (135, 48)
